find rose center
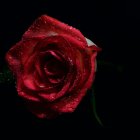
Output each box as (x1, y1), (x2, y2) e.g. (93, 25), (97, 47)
(43, 53), (68, 78)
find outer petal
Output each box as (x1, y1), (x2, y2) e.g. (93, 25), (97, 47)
(23, 15), (87, 45)
(5, 39), (39, 76)
(5, 41), (22, 76)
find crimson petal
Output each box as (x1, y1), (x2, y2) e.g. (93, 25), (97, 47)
(23, 15), (87, 45)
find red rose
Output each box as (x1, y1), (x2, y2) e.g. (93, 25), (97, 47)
(6, 15), (100, 119)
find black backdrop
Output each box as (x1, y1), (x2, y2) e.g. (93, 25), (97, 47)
(0, 0), (139, 134)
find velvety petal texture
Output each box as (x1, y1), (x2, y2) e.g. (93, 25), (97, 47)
(6, 15), (100, 119)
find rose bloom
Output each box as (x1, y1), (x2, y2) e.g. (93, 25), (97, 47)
(6, 15), (101, 119)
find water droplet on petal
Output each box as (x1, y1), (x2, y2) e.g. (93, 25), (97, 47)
(51, 96), (55, 100)
(55, 106), (58, 109)
(19, 91), (24, 96)
(38, 113), (46, 118)
(39, 85), (45, 88)
(8, 56), (12, 60)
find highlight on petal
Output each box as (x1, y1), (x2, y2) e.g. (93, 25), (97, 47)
(85, 37), (96, 46)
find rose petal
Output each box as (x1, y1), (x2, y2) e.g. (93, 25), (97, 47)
(17, 77), (40, 102)
(5, 41), (22, 76)
(39, 80), (70, 102)
(23, 15), (87, 45)
(20, 39), (39, 65)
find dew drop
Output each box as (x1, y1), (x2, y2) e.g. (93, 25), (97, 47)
(19, 91), (24, 96)
(38, 113), (46, 118)
(8, 56), (12, 60)
(50, 95), (55, 100)
(39, 85), (45, 88)
(55, 105), (58, 109)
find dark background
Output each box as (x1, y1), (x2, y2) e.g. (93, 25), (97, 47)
(0, 0), (139, 133)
